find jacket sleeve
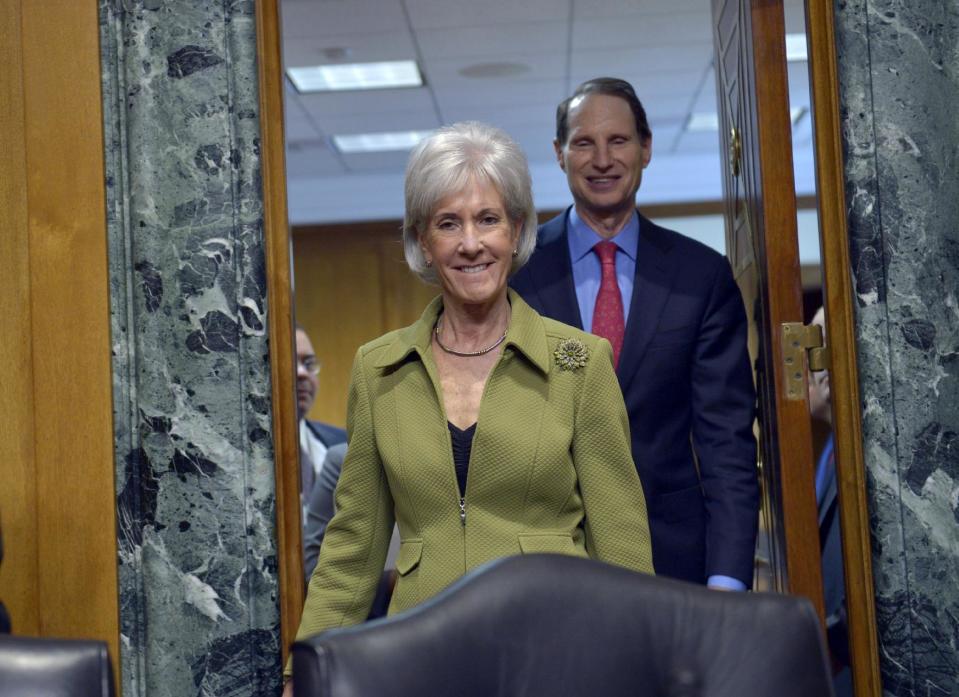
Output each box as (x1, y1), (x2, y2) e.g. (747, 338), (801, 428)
(286, 349), (394, 677)
(572, 339), (655, 575)
(691, 258), (759, 586)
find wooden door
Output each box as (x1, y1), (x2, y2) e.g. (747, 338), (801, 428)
(711, 0), (825, 619)
(0, 0), (119, 671)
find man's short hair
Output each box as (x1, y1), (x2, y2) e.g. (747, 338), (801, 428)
(555, 77), (652, 146)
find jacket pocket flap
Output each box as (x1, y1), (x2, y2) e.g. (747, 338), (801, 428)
(395, 540), (422, 575)
(517, 533), (576, 555)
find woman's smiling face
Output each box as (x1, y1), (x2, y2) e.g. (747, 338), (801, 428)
(419, 177), (520, 310)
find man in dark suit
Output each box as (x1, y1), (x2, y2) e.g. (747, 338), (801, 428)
(296, 327), (347, 517)
(808, 307), (851, 696)
(511, 77), (758, 589)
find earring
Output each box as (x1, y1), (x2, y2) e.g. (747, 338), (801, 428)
(426, 259), (433, 268)
(512, 249), (518, 257)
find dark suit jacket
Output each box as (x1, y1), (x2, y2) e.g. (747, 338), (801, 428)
(305, 419), (347, 449)
(511, 209), (758, 586)
(303, 443), (346, 579)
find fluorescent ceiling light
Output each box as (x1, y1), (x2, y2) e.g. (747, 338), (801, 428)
(785, 33), (808, 62)
(287, 60), (423, 93)
(333, 130), (434, 154)
(686, 107), (807, 132)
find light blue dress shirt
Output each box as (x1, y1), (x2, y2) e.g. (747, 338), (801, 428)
(567, 206), (747, 592)
(566, 207), (637, 333)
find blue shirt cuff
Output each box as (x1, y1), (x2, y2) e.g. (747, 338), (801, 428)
(707, 575), (747, 591)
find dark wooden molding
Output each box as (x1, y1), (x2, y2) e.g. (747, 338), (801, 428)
(255, 0), (304, 665)
(804, 0), (882, 694)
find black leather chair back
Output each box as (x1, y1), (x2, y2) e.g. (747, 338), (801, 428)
(294, 554), (833, 697)
(0, 635), (115, 697)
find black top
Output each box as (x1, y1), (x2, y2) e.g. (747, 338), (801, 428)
(448, 421), (476, 498)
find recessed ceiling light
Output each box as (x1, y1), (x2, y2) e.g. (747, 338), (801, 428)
(332, 130), (435, 154)
(287, 60), (423, 93)
(458, 62), (530, 79)
(785, 33), (808, 62)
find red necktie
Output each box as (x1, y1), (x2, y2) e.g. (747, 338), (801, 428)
(592, 240), (625, 367)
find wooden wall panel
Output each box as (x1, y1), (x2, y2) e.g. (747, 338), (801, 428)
(293, 222), (436, 427)
(0, 0), (40, 635)
(0, 0), (119, 667)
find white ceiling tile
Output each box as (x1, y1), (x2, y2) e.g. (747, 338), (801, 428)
(405, 0), (570, 29)
(439, 101), (559, 129)
(433, 79), (566, 116)
(648, 122), (682, 146)
(692, 83), (718, 113)
(299, 87), (437, 117)
(279, 0), (815, 224)
(573, 0), (710, 19)
(572, 12), (712, 50)
(283, 33), (418, 69)
(284, 144), (343, 178)
(281, 0), (408, 39)
(423, 52), (567, 88)
(285, 111), (321, 142)
(673, 130), (722, 155)
(416, 20), (566, 61)
(786, 61), (811, 108)
(572, 44), (713, 80)
(341, 150), (418, 172)
(318, 109), (441, 137)
(783, 0), (808, 34)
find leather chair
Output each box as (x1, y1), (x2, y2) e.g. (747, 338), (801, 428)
(0, 635), (115, 697)
(293, 554), (834, 697)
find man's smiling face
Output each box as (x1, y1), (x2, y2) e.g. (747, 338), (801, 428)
(555, 93), (652, 234)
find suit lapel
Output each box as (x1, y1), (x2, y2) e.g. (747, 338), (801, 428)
(529, 211), (583, 329)
(617, 214), (678, 390)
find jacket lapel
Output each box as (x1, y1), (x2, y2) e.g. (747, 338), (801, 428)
(374, 297), (463, 506)
(529, 211), (583, 329)
(468, 291), (549, 509)
(617, 214), (678, 391)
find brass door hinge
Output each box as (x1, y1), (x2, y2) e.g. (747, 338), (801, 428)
(781, 322), (830, 401)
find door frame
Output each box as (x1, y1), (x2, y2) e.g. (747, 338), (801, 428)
(252, 0), (883, 689)
(804, 0), (882, 693)
(255, 0), (304, 665)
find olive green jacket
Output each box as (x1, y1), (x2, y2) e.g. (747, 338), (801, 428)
(292, 290), (653, 656)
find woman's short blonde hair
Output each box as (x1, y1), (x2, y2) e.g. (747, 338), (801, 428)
(402, 122), (538, 284)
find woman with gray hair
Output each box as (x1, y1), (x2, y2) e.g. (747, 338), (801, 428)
(284, 121), (653, 688)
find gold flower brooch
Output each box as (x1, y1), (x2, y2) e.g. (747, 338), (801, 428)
(554, 338), (589, 371)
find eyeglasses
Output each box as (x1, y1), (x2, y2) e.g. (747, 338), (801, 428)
(298, 356), (321, 376)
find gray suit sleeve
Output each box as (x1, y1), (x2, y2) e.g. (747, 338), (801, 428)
(303, 443), (346, 580)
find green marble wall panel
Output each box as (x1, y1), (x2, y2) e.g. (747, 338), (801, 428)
(99, 1), (281, 695)
(835, 1), (959, 694)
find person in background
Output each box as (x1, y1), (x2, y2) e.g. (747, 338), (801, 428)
(512, 77), (758, 590)
(295, 326), (347, 521)
(283, 121), (653, 693)
(807, 306), (851, 697)
(302, 443), (345, 580)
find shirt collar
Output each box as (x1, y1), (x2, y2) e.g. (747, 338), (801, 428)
(567, 206), (640, 263)
(373, 289), (550, 375)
